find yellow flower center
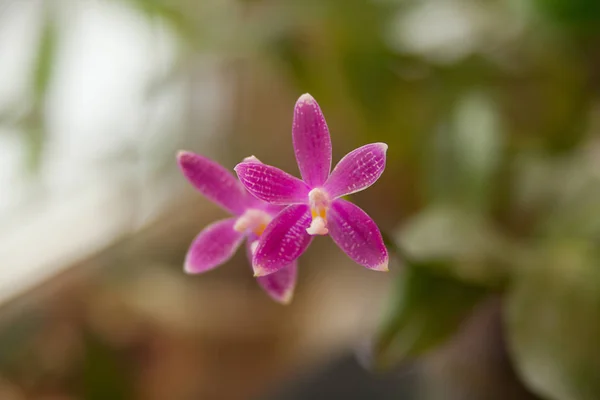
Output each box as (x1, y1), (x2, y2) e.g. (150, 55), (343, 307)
(307, 188), (330, 235)
(234, 209), (272, 237)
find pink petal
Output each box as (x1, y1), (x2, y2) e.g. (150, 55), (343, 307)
(178, 151), (250, 215)
(257, 262), (297, 304)
(324, 143), (388, 199)
(234, 162), (309, 205)
(184, 218), (245, 274)
(256, 263), (297, 304)
(252, 204), (313, 276)
(246, 237), (297, 304)
(246, 240), (297, 304)
(292, 94), (332, 187)
(327, 199), (388, 271)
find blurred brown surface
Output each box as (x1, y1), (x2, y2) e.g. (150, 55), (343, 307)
(0, 193), (392, 399)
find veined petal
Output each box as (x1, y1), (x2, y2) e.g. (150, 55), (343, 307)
(263, 203), (286, 216)
(327, 199), (388, 271)
(257, 262), (297, 304)
(324, 143), (388, 199)
(293, 93), (332, 187)
(178, 151), (250, 215)
(234, 162), (309, 205)
(253, 204), (313, 276)
(184, 218), (245, 274)
(245, 239), (297, 304)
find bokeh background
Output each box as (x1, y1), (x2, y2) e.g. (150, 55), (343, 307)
(1, 0), (600, 399)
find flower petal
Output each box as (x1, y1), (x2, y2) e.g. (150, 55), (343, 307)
(292, 93), (332, 187)
(184, 218), (245, 274)
(253, 204), (313, 276)
(245, 238), (297, 304)
(234, 162), (309, 205)
(327, 199), (388, 271)
(257, 262), (297, 304)
(324, 143), (388, 199)
(178, 151), (250, 215)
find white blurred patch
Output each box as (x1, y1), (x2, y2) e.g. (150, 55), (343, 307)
(0, 127), (27, 212)
(44, 0), (182, 191)
(387, 0), (524, 65)
(0, 0), (229, 304)
(453, 92), (502, 181)
(390, 0), (476, 64)
(0, 0), (42, 111)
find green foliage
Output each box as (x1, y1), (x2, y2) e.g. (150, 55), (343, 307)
(399, 206), (515, 287)
(0, 311), (46, 372)
(119, 0), (193, 39)
(505, 241), (600, 400)
(373, 255), (486, 369)
(532, 0), (600, 34)
(24, 8), (57, 172)
(425, 92), (503, 212)
(33, 16), (56, 100)
(79, 329), (132, 400)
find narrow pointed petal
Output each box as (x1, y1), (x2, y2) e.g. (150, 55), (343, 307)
(184, 218), (245, 274)
(246, 238), (297, 304)
(178, 151), (250, 215)
(257, 262), (297, 304)
(324, 143), (388, 199)
(234, 162), (310, 205)
(327, 199), (388, 271)
(253, 204), (313, 276)
(293, 93), (332, 187)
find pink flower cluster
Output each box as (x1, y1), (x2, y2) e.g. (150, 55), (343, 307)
(178, 94), (388, 304)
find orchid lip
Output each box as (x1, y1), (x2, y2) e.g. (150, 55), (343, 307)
(306, 216), (328, 235)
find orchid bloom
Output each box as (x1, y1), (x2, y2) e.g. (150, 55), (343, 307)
(234, 93), (389, 277)
(177, 151), (296, 304)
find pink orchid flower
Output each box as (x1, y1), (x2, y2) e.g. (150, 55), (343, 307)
(177, 151), (296, 304)
(234, 94), (389, 277)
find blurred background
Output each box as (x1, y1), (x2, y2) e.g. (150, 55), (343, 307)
(1, 0), (600, 399)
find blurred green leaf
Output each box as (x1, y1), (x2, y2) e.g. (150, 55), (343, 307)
(79, 329), (132, 400)
(373, 256), (486, 369)
(121, 0), (193, 40)
(332, 0), (398, 116)
(0, 312), (46, 371)
(453, 92), (502, 204)
(399, 206), (515, 287)
(532, 0), (600, 34)
(33, 14), (57, 100)
(514, 144), (600, 240)
(426, 91), (502, 211)
(23, 9), (58, 172)
(505, 241), (600, 400)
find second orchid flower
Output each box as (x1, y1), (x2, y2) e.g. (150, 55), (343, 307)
(177, 152), (297, 304)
